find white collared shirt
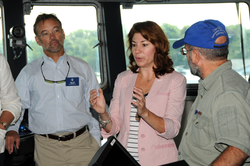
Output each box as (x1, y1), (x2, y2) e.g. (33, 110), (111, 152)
(8, 51), (101, 145)
(0, 53), (22, 153)
(0, 54), (22, 124)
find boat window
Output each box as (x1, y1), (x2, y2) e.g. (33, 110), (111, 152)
(120, 3), (250, 83)
(24, 5), (104, 84)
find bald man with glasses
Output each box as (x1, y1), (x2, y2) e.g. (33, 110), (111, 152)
(5, 13), (101, 166)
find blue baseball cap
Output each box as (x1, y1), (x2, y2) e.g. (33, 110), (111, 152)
(173, 19), (229, 49)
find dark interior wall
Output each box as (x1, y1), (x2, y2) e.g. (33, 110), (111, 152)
(3, 0), (27, 80)
(102, 2), (126, 104)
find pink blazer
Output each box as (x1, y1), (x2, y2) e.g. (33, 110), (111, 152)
(101, 70), (186, 166)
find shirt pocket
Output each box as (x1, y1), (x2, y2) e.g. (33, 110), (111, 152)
(65, 82), (84, 105)
(216, 107), (239, 137)
(191, 114), (212, 147)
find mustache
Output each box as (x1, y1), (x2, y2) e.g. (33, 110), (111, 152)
(49, 39), (59, 45)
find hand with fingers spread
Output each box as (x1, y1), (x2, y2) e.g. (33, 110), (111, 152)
(89, 88), (106, 114)
(5, 131), (20, 154)
(131, 87), (148, 118)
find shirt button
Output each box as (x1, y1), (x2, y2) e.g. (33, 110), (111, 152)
(178, 152), (181, 155)
(141, 134), (145, 138)
(141, 148), (145, 151)
(58, 95), (60, 98)
(185, 132), (188, 136)
(201, 95), (203, 98)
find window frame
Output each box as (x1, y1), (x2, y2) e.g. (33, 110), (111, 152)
(16, 0), (250, 92)
(22, 0), (108, 88)
(0, 1), (6, 58)
(119, 0), (250, 92)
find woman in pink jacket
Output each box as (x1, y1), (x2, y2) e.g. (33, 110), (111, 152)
(90, 21), (186, 166)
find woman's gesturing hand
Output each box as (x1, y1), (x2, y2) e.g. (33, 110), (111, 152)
(131, 87), (148, 118)
(89, 88), (106, 114)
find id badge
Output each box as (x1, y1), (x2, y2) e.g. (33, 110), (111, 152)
(66, 77), (79, 86)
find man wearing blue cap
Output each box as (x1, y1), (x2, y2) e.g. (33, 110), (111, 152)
(173, 19), (250, 165)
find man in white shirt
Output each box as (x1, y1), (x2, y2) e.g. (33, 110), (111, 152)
(5, 13), (100, 166)
(0, 54), (22, 165)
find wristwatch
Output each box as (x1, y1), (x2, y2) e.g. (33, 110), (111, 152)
(0, 122), (7, 129)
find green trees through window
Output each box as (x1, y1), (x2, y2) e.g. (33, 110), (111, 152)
(26, 29), (99, 72)
(121, 3), (250, 83)
(22, 3), (250, 84)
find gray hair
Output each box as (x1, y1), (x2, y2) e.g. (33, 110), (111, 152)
(187, 44), (229, 61)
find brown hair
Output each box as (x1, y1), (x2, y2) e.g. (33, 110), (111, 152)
(127, 21), (174, 77)
(33, 13), (62, 36)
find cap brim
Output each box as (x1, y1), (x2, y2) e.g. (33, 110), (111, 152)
(173, 38), (185, 49)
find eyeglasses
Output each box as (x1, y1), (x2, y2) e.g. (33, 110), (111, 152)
(180, 47), (193, 55)
(38, 28), (62, 38)
(41, 61), (70, 84)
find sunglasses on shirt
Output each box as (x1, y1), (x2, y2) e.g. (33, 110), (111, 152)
(41, 61), (70, 84)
